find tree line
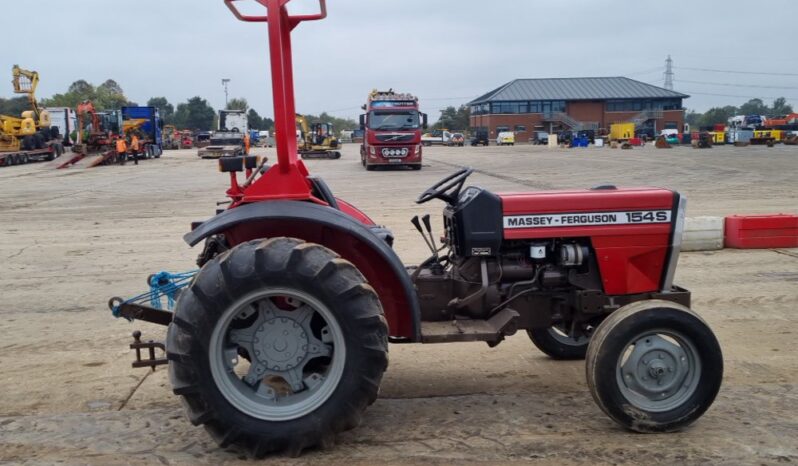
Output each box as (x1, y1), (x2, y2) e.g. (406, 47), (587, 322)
(431, 105), (471, 131)
(0, 78), (358, 132)
(686, 97), (794, 128)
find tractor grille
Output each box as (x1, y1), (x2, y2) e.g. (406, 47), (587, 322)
(376, 133), (414, 143)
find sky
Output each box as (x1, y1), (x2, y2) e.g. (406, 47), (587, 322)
(3, 0), (798, 121)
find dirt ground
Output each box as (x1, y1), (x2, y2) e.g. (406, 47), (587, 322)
(0, 143), (796, 465)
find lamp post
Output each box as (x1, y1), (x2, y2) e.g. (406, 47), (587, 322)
(221, 78), (231, 108)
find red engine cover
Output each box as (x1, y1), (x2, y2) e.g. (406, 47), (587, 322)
(501, 188), (678, 295)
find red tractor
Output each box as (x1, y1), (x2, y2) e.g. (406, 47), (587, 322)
(110, 0), (723, 457)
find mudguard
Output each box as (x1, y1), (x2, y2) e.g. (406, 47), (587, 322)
(184, 200), (420, 340)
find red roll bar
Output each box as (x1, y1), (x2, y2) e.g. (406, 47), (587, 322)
(223, 0), (328, 203)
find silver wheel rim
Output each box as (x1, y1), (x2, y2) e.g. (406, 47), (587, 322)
(547, 324), (588, 347)
(616, 329), (701, 412)
(209, 288), (346, 421)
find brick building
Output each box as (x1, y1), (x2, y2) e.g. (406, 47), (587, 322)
(468, 77), (688, 139)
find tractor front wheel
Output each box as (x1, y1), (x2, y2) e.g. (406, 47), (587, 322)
(586, 300), (722, 433)
(527, 324), (589, 360)
(167, 238), (388, 457)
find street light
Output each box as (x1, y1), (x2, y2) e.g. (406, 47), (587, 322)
(221, 78), (231, 108)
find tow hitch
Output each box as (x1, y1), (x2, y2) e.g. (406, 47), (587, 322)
(130, 330), (167, 370)
(108, 270), (196, 369)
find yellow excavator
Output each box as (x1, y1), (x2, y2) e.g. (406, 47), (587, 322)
(0, 65), (52, 152)
(296, 114), (342, 159)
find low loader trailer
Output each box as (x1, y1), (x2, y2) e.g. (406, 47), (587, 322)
(0, 145), (60, 167)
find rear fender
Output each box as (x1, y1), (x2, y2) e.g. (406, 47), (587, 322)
(184, 201), (419, 340)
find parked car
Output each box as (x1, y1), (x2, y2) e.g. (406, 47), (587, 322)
(531, 131), (549, 145)
(450, 133), (465, 146)
(470, 128), (489, 146)
(496, 131), (515, 146)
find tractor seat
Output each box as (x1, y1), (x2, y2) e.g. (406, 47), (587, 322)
(308, 176), (340, 210)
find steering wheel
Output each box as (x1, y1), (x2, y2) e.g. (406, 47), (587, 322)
(416, 167), (474, 204)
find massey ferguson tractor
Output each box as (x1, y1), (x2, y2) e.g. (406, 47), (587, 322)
(109, 0), (723, 457)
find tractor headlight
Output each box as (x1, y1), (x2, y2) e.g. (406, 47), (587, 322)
(369, 146), (376, 155)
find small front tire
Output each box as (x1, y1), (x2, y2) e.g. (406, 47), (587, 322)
(586, 300), (723, 433)
(528, 325), (589, 360)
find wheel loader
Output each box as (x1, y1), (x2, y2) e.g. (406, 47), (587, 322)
(109, 0), (723, 457)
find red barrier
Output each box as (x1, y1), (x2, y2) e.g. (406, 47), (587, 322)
(725, 214), (798, 249)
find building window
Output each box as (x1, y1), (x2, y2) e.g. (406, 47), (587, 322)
(665, 121), (678, 130)
(607, 99), (683, 112)
(470, 103), (492, 115)
(496, 126), (510, 133)
(486, 100), (567, 114)
(514, 125), (527, 132)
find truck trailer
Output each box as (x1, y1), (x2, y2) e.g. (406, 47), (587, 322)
(219, 110), (248, 133)
(121, 106), (163, 158)
(45, 107), (77, 147)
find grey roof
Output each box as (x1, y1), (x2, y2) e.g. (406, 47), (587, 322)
(470, 77), (688, 104)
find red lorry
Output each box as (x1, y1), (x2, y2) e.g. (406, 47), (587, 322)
(359, 89), (427, 171)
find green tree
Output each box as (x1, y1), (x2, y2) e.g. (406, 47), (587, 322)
(0, 96), (31, 116)
(147, 97), (175, 124)
(771, 97), (793, 116)
(432, 105), (470, 130)
(68, 80), (94, 96)
(227, 98), (248, 111)
(685, 110), (701, 127)
(41, 78), (130, 109)
(173, 96), (216, 130)
(248, 108), (272, 130)
(95, 81), (128, 109)
(698, 106), (738, 128)
(300, 112), (357, 131)
(738, 98), (768, 116)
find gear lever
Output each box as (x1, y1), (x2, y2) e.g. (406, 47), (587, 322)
(411, 215), (438, 259)
(422, 214), (438, 253)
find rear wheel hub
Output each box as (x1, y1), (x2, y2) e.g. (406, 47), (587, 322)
(254, 317), (309, 371)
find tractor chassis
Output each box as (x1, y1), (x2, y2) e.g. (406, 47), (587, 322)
(117, 281), (691, 369)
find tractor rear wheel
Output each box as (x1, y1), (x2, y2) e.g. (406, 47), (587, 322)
(167, 237), (388, 457)
(528, 324), (589, 360)
(586, 300), (722, 433)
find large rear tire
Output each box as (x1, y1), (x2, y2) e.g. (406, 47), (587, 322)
(586, 300), (723, 433)
(167, 238), (388, 457)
